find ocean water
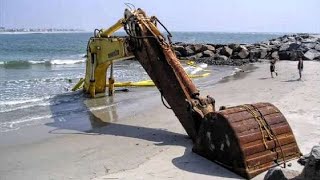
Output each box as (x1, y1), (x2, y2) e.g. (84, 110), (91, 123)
(0, 32), (283, 132)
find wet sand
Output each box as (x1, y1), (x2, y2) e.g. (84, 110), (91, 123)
(1, 61), (319, 180)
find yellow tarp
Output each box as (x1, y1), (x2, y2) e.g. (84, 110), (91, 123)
(106, 72), (210, 87)
(72, 60), (211, 91)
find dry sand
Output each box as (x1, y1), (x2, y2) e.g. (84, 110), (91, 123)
(0, 61), (319, 180)
(96, 61), (320, 180)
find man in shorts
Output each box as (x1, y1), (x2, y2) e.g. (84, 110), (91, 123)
(270, 58), (278, 78)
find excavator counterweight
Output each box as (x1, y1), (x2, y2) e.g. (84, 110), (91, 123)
(81, 8), (301, 179)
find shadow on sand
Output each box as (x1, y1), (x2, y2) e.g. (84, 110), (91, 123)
(46, 93), (241, 179)
(219, 64), (257, 84)
(258, 77), (270, 80)
(282, 78), (301, 82)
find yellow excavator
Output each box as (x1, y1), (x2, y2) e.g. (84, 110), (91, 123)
(78, 8), (301, 179)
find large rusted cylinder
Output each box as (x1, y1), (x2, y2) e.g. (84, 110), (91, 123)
(193, 102), (301, 179)
(162, 47), (200, 97)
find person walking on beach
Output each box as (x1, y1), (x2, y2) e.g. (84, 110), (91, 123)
(298, 57), (304, 80)
(270, 58), (278, 78)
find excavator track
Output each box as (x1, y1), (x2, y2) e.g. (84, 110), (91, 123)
(193, 102), (301, 179)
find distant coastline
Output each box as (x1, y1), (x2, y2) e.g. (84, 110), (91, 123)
(0, 31), (88, 35)
(0, 27), (85, 33)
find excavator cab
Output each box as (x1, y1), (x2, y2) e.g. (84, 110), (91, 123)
(80, 8), (301, 179)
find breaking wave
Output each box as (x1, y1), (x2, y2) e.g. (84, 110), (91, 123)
(0, 59), (86, 68)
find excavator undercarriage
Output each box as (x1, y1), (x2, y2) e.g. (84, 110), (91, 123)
(80, 8), (301, 179)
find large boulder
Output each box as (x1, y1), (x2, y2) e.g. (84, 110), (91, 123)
(245, 44), (255, 51)
(314, 44), (320, 51)
(204, 44), (215, 52)
(237, 46), (249, 59)
(279, 43), (292, 51)
(298, 145), (320, 180)
(304, 49), (320, 60)
(220, 46), (233, 57)
(297, 45), (310, 53)
(282, 37), (290, 43)
(260, 43), (270, 49)
(173, 45), (185, 52)
(264, 145), (320, 180)
(188, 52), (203, 60)
(214, 44), (225, 49)
(270, 40), (281, 46)
(215, 47), (223, 55)
(185, 46), (195, 56)
(299, 33), (310, 39)
(173, 45), (188, 57)
(288, 36), (296, 42)
(295, 36), (303, 42)
(215, 54), (228, 61)
(301, 37), (318, 43)
(264, 167), (300, 180)
(279, 51), (298, 60)
(278, 51), (291, 60)
(228, 43), (240, 50)
(191, 44), (207, 53)
(288, 43), (300, 51)
(288, 51), (301, 60)
(279, 43), (300, 52)
(202, 50), (215, 57)
(301, 42), (317, 50)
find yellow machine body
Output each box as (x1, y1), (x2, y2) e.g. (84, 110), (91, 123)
(83, 37), (134, 97)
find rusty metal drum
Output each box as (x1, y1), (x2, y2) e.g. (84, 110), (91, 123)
(193, 102), (301, 179)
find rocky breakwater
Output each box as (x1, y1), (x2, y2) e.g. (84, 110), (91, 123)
(173, 34), (320, 66)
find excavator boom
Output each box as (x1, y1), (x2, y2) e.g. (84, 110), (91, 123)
(122, 9), (216, 141)
(82, 8), (301, 179)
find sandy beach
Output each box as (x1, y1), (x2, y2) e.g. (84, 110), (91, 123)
(1, 60), (319, 180)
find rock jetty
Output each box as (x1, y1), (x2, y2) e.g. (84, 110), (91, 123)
(264, 145), (320, 180)
(173, 34), (320, 65)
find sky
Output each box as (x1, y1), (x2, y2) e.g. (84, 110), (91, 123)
(0, 0), (319, 33)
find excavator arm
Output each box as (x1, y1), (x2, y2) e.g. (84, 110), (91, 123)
(82, 8), (301, 179)
(122, 9), (215, 142)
